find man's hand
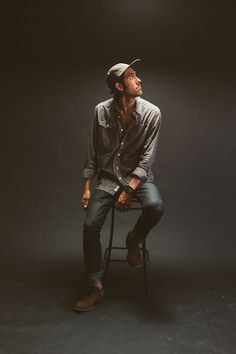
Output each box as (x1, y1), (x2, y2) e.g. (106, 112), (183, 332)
(115, 191), (133, 212)
(82, 188), (91, 209)
(81, 179), (92, 209)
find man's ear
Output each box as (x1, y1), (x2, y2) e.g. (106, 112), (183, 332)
(115, 82), (123, 92)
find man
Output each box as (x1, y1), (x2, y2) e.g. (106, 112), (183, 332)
(73, 59), (164, 312)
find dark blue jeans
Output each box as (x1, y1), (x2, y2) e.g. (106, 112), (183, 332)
(83, 182), (164, 281)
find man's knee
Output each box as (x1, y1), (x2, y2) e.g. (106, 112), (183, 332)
(83, 220), (100, 234)
(144, 201), (164, 222)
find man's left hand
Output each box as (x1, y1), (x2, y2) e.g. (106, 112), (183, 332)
(115, 191), (133, 212)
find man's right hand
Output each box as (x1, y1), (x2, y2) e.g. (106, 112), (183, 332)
(81, 188), (91, 209)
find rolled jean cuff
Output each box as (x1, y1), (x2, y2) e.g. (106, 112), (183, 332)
(87, 270), (104, 282)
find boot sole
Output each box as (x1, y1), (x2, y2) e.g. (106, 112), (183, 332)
(73, 295), (104, 312)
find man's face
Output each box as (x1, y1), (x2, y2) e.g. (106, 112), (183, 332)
(122, 67), (142, 97)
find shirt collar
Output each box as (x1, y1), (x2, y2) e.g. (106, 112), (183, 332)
(112, 97), (142, 122)
(134, 97), (142, 119)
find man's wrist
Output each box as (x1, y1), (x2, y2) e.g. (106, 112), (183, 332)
(129, 175), (141, 189)
(123, 185), (135, 196)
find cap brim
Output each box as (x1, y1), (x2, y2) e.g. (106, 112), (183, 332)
(127, 58), (141, 70)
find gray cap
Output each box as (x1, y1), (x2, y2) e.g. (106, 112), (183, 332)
(106, 58), (141, 93)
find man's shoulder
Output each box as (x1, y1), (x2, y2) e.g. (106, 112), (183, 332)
(95, 98), (113, 112)
(137, 97), (161, 116)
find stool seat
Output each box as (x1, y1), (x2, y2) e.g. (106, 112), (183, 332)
(103, 199), (150, 296)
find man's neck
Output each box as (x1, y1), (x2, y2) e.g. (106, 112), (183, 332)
(116, 95), (136, 115)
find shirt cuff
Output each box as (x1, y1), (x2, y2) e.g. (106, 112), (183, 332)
(83, 169), (97, 179)
(131, 167), (147, 182)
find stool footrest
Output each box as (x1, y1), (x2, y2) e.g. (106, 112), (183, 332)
(104, 246), (149, 262)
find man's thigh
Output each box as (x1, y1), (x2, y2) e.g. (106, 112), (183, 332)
(85, 189), (114, 227)
(135, 182), (164, 209)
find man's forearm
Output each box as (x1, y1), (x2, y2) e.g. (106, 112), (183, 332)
(83, 178), (92, 191)
(129, 176), (141, 190)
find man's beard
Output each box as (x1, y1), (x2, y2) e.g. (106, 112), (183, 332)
(124, 89), (142, 98)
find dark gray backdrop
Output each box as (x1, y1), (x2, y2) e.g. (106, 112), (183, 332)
(1, 0), (235, 275)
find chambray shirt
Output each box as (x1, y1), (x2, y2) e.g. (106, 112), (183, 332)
(83, 97), (162, 195)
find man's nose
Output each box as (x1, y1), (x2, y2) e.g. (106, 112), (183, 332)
(136, 76), (141, 84)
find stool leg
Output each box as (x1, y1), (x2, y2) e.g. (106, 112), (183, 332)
(103, 204), (115, 280)
(142, 240), (149, 297)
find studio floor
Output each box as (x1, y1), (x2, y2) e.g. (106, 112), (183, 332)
(0, 258), (235, 354)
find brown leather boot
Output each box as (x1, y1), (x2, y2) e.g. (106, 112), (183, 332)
(126, 231), (143, 267)
(73, 287), (104, 312)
